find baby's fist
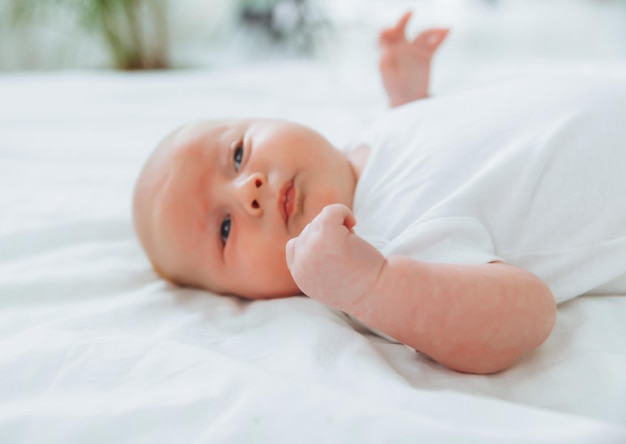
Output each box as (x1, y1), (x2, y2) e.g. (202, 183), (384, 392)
(285, 204), (385, 310)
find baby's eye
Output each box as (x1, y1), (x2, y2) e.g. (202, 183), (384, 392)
(220, 215), (231, 244)
(234, 145), (243, 171)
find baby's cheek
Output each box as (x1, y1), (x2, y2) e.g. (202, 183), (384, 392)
(243, 239), (296, 296)
(292, 213), (311, 239)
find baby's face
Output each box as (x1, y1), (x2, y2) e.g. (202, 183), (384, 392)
(134, 119), (357, 299)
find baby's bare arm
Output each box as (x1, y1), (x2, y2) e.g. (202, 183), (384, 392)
(286, 205), (556, 374)
(353, 258), (556, 374)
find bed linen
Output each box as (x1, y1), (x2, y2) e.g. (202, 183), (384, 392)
(1, 61), (625, 444)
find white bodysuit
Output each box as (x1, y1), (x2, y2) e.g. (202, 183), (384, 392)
(350, 73), (626, 304)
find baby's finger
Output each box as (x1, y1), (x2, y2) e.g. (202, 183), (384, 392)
(394, 10), (413, 34)
(318, 204), (355, 233)
(343, 211), (356, 233)
(379, 10), (412, 46)
(413, 28), (450, 51)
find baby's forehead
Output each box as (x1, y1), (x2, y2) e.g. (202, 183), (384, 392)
(167, 119), (247, 154)
(170, 119), (227, 149)
(149, 121), (219, 172)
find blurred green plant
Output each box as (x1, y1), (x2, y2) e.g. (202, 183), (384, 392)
(6, 0), (169, 70)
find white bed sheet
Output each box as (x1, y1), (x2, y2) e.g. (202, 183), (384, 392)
(1, 61), (626, 444)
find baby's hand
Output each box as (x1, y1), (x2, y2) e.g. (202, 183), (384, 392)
(285, 204), (386, 311)
(379, 11), (449, 107)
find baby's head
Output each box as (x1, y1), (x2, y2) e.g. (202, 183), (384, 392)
(133, 119), (356, 299)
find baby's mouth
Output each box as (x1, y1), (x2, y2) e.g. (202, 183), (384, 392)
(280, 179), (296, 226)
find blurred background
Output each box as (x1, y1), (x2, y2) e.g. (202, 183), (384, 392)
(1, 0), (625, 72)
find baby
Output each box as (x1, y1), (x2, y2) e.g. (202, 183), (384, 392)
(133, 12), (626, 374)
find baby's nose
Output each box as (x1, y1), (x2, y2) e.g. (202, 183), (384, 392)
(235, 172), (265, 216)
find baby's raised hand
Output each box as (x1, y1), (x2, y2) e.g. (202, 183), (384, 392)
(285, 204), (386, 311)
(379, 11), (449, 107)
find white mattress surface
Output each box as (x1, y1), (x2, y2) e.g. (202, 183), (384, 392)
(1, 61), (626, 443)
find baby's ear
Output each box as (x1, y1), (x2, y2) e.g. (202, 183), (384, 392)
(413, 28), (450, 52)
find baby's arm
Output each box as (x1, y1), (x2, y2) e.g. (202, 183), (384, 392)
(286, 204), (556, 374)
(379, 11), (449, 107)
